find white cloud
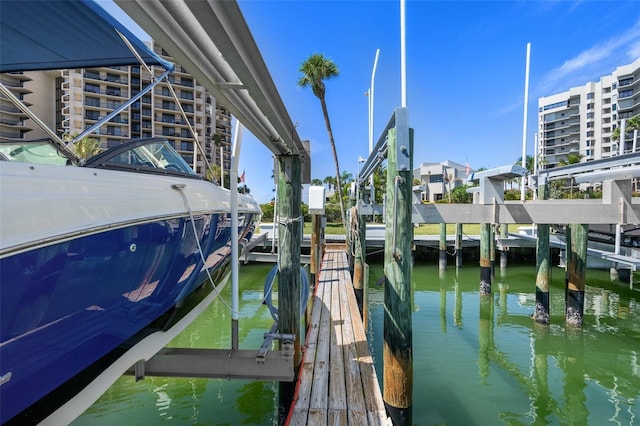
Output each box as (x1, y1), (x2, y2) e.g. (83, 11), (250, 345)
(540, 20), (640, 93)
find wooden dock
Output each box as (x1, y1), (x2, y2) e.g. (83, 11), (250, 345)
(286, 248), (391, 425)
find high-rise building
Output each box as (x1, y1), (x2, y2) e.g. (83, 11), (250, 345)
(537, 58), (639, 170)
(0, 42), (231, 177)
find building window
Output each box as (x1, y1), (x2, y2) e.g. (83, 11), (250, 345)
(586, 92), (594, 99)
(619, 89), (633, 98)
(429, 174), (443, 183)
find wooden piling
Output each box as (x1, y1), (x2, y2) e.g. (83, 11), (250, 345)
(353, 204), (366, 315)
(276, 155), (302, 423)
(383, 122), (413, 425)
(490, 224), (496, 279)
(455, 223), (463, 268)
(480, 223), (491, 295)
(534, 184), (551, 325)
(439, 223), (447, 270)
(566, 223), (588, 327)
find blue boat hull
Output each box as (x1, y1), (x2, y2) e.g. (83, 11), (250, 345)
(0, 212), (256, 423)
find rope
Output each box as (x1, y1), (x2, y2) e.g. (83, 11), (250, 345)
(173, 184), (235, 314)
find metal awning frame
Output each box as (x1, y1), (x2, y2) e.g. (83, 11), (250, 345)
(115, 0), (311, 182)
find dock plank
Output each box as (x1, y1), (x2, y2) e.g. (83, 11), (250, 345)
(286, 249), (390, 425)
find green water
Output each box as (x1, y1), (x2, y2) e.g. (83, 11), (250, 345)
(73, 262), (639, 425)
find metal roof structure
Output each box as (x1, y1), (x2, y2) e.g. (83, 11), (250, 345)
(115, 0), (311, 182)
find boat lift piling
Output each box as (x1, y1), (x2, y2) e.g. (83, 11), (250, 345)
(533, 183), (551, 325)
(455, 223), (463, 269)
(439, 223), (447, 271)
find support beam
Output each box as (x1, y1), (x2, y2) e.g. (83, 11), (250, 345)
(455, 223), (463, 268)
(276, 155), (302, 421)
(566, 224), (588, 327)
(383, 115), (413, 425)
(439, 223), (447, 271)
(480, 223), (492, 295)
(534, 184), (551, 325)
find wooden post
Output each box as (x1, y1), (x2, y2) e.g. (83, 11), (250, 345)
(353, 202), (366, 315)
(439, 223), (447, 270)
(490, 224), (496, 279)
(276, 155), (302, 423)
(566, 223), (588, 327)
(499, 223), (508, 270)
(383, 115), (413, 425)
(480, 223), (491, 295)
(534, 184), (551, 325)
(309, 214), (322, 326)
(455, 223), (463, 268)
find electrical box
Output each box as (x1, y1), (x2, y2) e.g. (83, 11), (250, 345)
(308, 186), (325, 215)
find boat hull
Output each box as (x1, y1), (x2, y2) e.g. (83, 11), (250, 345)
(0, 161), (259, 423)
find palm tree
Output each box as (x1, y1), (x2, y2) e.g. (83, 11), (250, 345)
(298, 53), (345, 226)
(559, 152), (583, 166)
(323, 176), (335, 191)
(612, 116), (640, 152)
(311, 178), (323, 186)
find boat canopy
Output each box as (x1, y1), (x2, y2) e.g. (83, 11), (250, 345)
(0, 0), (173, 72)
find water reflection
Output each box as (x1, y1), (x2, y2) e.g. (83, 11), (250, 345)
(368, 263), (639, 425)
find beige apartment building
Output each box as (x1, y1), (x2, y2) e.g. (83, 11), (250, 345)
(537, 58), (640, 170)
(0, 43), (231, 176)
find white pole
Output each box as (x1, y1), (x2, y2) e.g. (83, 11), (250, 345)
(400, 0), (407, 108)
(520, 42), (531, 201)
(230, 120), (243, 350)
(220, 145), (225, 188)
(370, 48), (380, 207)
(533, 132), (538, 200)
(633, 129), (638, 153)
(619, 119), (626, 156)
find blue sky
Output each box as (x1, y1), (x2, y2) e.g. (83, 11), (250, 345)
(103, 0), (640, 204)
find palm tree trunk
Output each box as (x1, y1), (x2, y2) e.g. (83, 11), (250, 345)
(319, 95), (346, 227)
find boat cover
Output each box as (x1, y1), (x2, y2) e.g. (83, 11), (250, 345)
(0, 0), (173, 72)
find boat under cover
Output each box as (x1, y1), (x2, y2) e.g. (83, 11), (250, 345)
(0, 1), (261, 422)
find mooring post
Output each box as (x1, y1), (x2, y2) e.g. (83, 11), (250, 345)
(383, 109), (413, 425)
(534, 184), (551, 325)
(455, 223), (463, 268)
(439, 223), (447, 271)
(480, 223), (492, 295)
(276, 155), (302, 423)
(499, 223), (508, 270)
(490, 224), (496, 279)
(566, 223), (588, 327)
(353, 202), (366, 315)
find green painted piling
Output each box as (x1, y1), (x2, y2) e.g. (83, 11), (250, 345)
(353, 203), (366, 315)
(276, 155), (302, 423)
(439, 223), (447, 270)
(480, 223), (491, 295)
(533, 223), (551, 324)
(534, 184), (551, 325)
(566, 224), (588, 327)
(490, 224), (496, 279)
(455, 223), (463, 268)
(383, 125), (413, 426)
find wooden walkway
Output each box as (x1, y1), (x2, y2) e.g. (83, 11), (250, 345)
(286, 248), (391, 425)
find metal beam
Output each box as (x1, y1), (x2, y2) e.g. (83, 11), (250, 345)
(115, 0), (311, 182)
(412, 199), (640, 225)
(130, 347), (294, 381)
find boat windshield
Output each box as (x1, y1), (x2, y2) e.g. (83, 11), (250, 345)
(84, 138), (197, 177)
(0, 141), (71, 165)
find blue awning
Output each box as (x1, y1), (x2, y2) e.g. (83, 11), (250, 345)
(0, 0), (173, 72)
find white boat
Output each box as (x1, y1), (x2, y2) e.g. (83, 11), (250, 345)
(0, 1), (260, 422)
